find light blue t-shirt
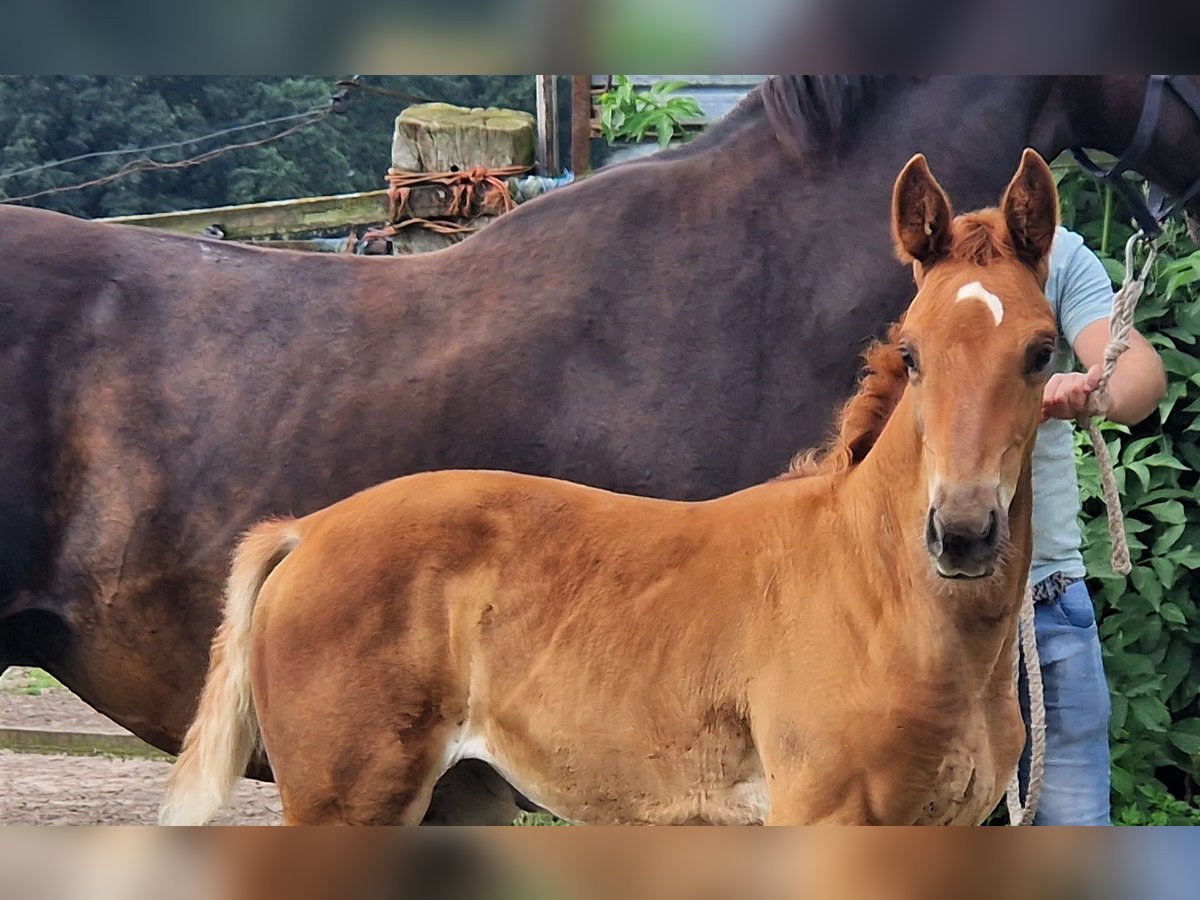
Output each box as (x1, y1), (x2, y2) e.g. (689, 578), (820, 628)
(1031, 227), (1117, 584)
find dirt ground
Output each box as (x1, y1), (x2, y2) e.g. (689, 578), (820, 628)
(0, 668), (281, 825)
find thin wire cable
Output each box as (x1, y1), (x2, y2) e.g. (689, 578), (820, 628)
(334, 78), (435, 105)
(0, 107), (328, 183)
(0, 108), (332, 206)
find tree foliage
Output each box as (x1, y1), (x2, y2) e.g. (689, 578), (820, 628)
(0, 76), (535, 217)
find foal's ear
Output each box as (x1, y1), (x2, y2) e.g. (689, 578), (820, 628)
(1001, 148), (1059, 268)
(892, 154), (954, 265)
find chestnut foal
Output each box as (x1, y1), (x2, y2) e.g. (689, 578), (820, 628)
(161, 150), (1060, 826)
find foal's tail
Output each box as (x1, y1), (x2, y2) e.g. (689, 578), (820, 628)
(158, 519), (300, 826)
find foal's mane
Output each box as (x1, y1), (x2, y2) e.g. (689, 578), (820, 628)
(779, 322), (909, 480)
(944, 210), (1023, 267)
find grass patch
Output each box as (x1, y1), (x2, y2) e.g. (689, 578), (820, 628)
(514, 811), (570, 826)
(1, 668), (64, 696)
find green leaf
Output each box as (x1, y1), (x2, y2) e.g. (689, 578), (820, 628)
(1161, 348), (1200, 378)
(1168, 544), (1200, 569)
(1130, 697), (1171, 733)
(1160, 602), (1188, 627)
(1110, 764), (1134, 797)
(1122, 435), (1160, 462)
(1145, 500), (1187, 525)
(1153, 523), (1186, 555)
(1160, 326), (1197, 346)
(1126, 461), (1152, 491)
(1165, 264), (1200, 300)
(1149, 556), (1178, 590)
(1168, 718), (1200, 756)
(1110, 692), (1129, 732)
(1139, 452), (1189, 472)
(1101, 257), (1126, 283)
(1172, 439), (1200, 471)
(628, 111), (653, 141)
(1162, 641), (1193, 698)
(1129, 566), (1164, 610)
(1156, 381), (1185, 422)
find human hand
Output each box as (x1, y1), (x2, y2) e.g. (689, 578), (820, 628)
(1041, 365), (1102, 422)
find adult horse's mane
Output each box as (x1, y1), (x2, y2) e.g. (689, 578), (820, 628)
(780, 210), (1022, 480)
(677, 75), (911, 161)
(760, 75), (911, 159)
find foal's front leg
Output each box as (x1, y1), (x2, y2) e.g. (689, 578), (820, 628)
(763, 770), (875, 825)
(757, 727), (875, 825)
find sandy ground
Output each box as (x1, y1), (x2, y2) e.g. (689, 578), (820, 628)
(0, 668), (281, 825)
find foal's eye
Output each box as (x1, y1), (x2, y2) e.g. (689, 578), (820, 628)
(900, 348), (919, 377)
(1026, 343), (1054, 375)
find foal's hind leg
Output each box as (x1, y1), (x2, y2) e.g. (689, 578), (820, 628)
(254, 659), (461, 824)
(270, 728), (452, 825)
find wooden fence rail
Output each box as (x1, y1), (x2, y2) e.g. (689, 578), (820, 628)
(96, 190), (391, 241)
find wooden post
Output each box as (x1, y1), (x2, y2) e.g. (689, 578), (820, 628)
(571, 75), (592, 175)
(535, 75), (560, 176)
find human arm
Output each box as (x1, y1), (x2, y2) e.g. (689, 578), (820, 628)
(1040, 229), (1167, 425)
(1041, 321), (1166, 424)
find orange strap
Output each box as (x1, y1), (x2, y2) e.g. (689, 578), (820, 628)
(358, 164), (532, 245)
(383, 164), (529, 221)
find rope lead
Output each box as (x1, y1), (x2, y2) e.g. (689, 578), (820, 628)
(1005, 229), (1155, 825)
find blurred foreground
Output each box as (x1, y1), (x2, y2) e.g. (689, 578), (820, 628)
(2, 826), (1194, 900)
(2, 0), (1196, 71)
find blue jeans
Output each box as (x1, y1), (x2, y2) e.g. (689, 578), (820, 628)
(1015, 577), (1112, 825)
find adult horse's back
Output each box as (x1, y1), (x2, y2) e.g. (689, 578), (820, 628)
(2, 76), (1199, 822)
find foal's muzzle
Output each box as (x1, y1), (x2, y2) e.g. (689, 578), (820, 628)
(925, 487), (1007, 579)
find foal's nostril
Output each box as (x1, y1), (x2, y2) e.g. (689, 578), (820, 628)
(926, 503), (1003, 576)
(983, 509), (999, 548)
(925, 507), (943, 555)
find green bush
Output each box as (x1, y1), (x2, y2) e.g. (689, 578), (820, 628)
(596, 75), (703, 148)
(1114, 787), (1200, 825)
(1056, 163), (1200, 819)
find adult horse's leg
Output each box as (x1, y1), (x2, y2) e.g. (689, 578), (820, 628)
(424, 761), (523, 825)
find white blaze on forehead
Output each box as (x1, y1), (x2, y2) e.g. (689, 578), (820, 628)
(955, 281), (1004, 326)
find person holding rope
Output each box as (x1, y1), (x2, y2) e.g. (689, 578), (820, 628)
(1018, 225), (1166, 825)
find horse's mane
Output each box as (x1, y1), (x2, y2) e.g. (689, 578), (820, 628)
(778, 322), (909, 480)
(760, 75), (906, 159)
(943, 210), (1021, 266)
(662, 75), (914, 161)
(929, 208), (1053, 284)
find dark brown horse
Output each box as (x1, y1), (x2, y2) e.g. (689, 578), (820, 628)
(2, 76), (1199, 824)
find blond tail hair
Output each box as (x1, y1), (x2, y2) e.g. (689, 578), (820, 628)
(158, 519), (299, 825)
